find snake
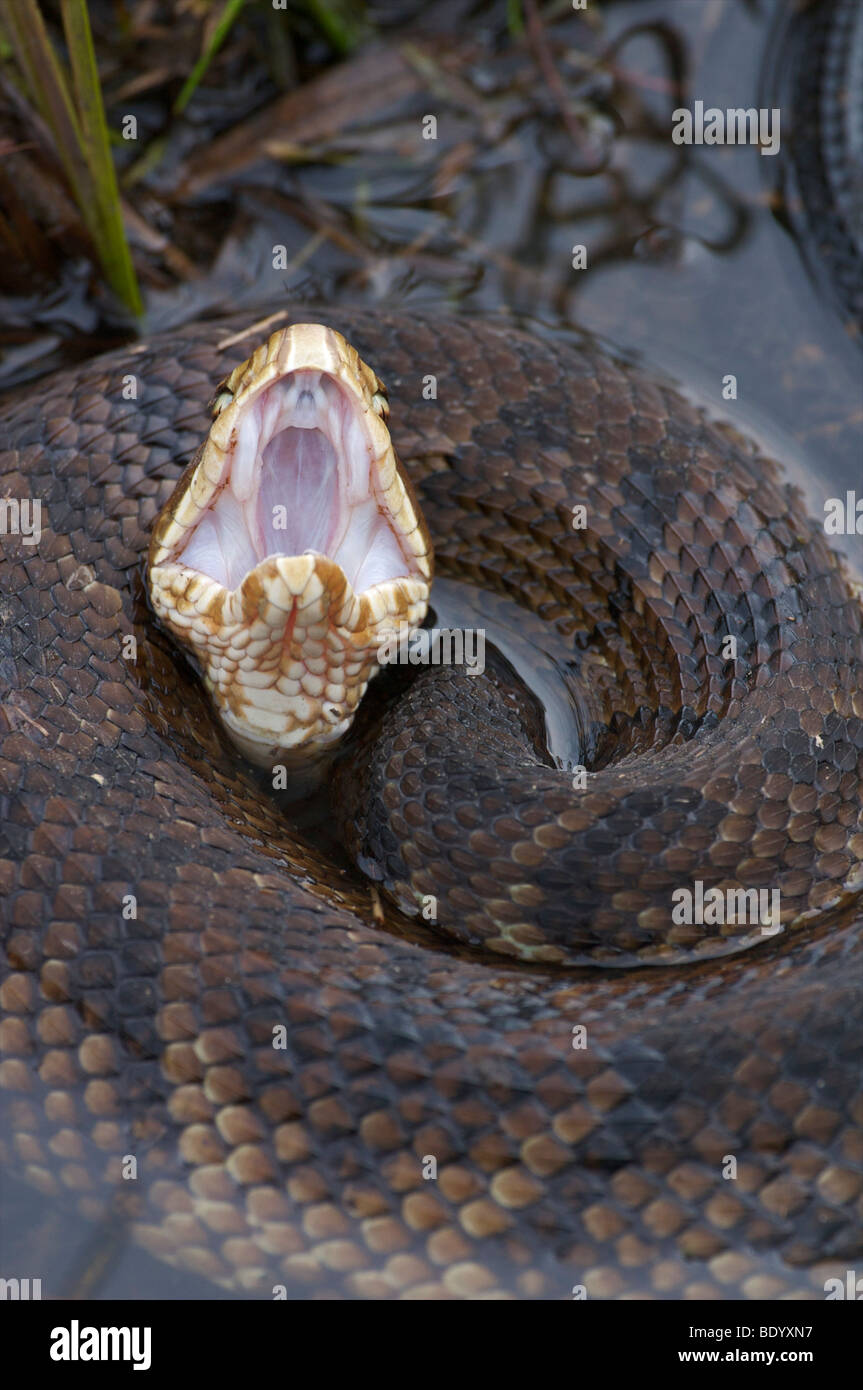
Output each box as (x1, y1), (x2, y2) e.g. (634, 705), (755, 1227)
(777, 0), (863, 324)
(2, 0), (863, 1299)
(1, 302), (861, 1301)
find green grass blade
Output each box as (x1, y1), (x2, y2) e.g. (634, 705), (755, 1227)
(506, 0), (524, 38)
(4, 0), (89, 207)
(306, 0), (363, 56)
(4, 0), (142, 318)
(174, 0), (246, 115)
(61, 0), (142, 315)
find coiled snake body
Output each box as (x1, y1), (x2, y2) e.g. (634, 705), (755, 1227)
(0, 309), (861, 1299)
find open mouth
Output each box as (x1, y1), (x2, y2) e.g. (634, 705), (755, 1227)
(147, 322), (432, 764)
(179, 369), (424, 595)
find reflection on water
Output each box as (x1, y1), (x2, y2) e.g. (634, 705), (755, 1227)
(429, 576), (588, 770)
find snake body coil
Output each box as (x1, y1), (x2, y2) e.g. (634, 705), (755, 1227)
(0, 310), (861, 1299)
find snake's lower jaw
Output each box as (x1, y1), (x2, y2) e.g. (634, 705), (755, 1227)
(147, 323), (432, 765)
(151, 549), (430, 765)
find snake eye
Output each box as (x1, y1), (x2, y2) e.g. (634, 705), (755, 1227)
(211, 390), (234, 417)
(371, 390), (389, 420)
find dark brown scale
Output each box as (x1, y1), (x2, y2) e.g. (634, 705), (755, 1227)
(336, 336), (861, 965)
(779, 0), (863, 323)
(0, 309), (861, 1300)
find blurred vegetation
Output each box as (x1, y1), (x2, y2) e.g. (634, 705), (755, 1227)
(0, 0), (372, 321)
(3, 0), (142, 316)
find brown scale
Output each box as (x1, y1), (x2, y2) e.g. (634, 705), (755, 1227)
(0, 309), (861, 1299)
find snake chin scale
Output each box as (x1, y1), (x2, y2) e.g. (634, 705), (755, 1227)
(1, 307), (860, 1300)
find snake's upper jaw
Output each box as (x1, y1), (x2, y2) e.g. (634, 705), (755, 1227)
(147, 323), (432, 766)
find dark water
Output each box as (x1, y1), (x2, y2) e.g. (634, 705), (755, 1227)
(1, 0), (861, 1300)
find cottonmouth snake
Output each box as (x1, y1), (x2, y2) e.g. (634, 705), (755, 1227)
(1, 306), (861, 1299)
(778, 0), (863, 323)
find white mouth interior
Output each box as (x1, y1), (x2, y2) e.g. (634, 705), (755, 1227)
(179, 370), (413, 593)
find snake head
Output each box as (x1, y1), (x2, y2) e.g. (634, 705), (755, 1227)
(147, 323), (433, 768)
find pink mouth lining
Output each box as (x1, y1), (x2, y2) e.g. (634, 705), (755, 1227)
(180, 370), (413, 594)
